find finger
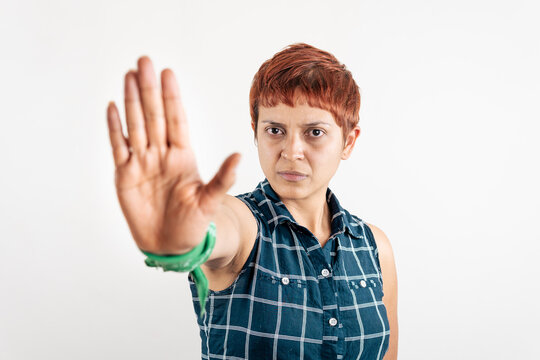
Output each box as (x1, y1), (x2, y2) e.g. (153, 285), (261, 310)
(137, 56), (167, 149)
(162, 68), (190, 148)
(124, 70), (148, 153)
(200, 153), (242, 210)
(106, 101), (130, 166)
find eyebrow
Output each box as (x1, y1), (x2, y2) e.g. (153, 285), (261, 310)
(261, 120), (331, 127)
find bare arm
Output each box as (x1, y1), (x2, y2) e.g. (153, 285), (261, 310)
(367, 223), (399, 360)
(202, 194), (248, 269)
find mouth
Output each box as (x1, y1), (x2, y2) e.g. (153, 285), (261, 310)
(278, 171), (308, 182)
(279, 171), (306, 176)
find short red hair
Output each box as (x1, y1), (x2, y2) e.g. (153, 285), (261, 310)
(249, 43), (360, 147)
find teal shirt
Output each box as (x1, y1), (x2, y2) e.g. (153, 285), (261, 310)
(188, 178), (390, 359)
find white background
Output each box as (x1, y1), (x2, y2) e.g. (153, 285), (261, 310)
(1, 0), (539, 359)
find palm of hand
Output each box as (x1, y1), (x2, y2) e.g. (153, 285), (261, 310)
(106, 56), (240, 253)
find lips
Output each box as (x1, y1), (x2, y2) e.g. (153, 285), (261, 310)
(278, 171), (307, 176)
(278, 171), (308, 182)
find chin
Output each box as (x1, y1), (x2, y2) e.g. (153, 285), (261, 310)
(274, 177), (310, 197)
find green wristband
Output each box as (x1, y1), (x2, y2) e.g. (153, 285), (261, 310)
(140, 222), (216, 318)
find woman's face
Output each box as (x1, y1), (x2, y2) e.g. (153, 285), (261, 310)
(252, 100), (360, 201)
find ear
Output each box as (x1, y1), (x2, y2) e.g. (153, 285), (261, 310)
(251, 121), (255, 132)
(341, 126), (361, 160)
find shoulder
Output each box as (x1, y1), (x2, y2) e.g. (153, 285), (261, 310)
(221, 194), (259, 267)
(200, 193), (259, 283)
(365, 223), (393, 259)
(223, 194), (259, 239)
(348, 215), (392, 255)
(365, 222), (398, 300)
(365, 223), (397, 282)
(347, 215), (396, 279)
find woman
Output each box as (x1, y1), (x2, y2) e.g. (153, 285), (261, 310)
(106, 43), (398, 359)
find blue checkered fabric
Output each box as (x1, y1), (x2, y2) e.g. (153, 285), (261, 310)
(188, 178), (390, 359)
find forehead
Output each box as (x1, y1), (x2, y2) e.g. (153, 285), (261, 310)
(258, 102), (337, 127)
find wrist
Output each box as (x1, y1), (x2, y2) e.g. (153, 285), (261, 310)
(140, 222), (216, 269)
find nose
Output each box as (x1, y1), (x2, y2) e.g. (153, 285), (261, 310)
(281, 133), (304, 160)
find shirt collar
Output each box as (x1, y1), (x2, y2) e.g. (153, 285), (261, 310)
(251, 178), (363, 239)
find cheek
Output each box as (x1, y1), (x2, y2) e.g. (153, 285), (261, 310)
(311, 149), (342, 170)
(257, 144), (279, 167)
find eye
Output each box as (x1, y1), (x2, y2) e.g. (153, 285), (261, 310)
(309, 128), (325, 137)
(265, 127), (283, 136)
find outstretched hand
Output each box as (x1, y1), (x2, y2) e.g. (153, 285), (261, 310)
(106, 56), (241, 254)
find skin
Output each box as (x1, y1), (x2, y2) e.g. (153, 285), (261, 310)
(106, 55), (398, 359)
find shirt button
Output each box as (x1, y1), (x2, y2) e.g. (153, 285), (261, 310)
(360, 280), (367, 288)
(281, 277), (290, 285)
(321, 268), (330, 277)
(329, 318), (338, 326)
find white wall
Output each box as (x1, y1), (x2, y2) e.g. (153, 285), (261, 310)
(1, 0), (538, 358)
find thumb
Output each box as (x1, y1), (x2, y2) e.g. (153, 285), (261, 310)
(201, 152), (241, 206)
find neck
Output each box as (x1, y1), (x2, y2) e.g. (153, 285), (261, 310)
(281, 186), (331, 243)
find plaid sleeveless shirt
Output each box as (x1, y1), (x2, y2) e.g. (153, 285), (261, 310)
(188, 178), (390, 359)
